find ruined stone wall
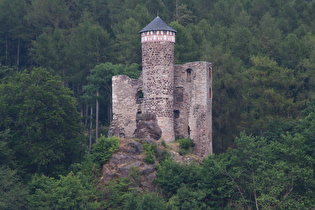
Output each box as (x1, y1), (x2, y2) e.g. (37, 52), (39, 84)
(174, 62), (212, 157)
(142, 41), (175, 142)
(111, 75), (140, 138)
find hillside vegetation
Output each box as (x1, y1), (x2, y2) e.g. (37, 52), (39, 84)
(0, 0), (314, 209)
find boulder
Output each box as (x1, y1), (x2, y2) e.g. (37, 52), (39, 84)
(135, 113), (162, 141)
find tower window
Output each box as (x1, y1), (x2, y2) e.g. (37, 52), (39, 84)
(186, 69), (192, 82)
(137, 91), (143, 104)
(174, 110), (180, 118)
(209, 88), (212, 98)
(175, 87), (183, 102)
(209, 67), (212, 80)
(153, 31), (157, 34)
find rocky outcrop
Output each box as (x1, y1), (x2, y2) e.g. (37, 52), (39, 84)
(100, 138), (202, 192)
(100, 138), (158, 192)
(134, 113), (162, 141)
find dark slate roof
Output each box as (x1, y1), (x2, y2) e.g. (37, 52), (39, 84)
(139, 16), (177, 33)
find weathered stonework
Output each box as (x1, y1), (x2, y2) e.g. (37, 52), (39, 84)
(110, 75), (139, 138)
(174, 62), (213, 156)
(142, 41), (175, 141)
(110, 17), (212, 157)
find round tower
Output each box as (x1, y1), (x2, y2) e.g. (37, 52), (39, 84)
(140, 16), (176, 142)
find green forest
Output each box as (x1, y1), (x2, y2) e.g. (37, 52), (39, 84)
(0, 0), (314, 209)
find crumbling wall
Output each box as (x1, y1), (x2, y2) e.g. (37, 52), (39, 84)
(174, 62), (212, 157)
(110, 75), (140, 138)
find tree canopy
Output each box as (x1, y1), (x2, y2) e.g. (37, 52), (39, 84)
(0, 67), (83, 178)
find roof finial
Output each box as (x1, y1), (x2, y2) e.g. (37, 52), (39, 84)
(157, 10), (159, 17)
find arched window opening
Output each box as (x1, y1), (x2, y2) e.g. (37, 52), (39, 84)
(209, 67), (212, 80)
(137, 91), (143, 104)
(188, 126), (190, 138)
(186, 69), (192, 82)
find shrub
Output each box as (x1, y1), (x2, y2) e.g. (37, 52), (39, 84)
(104, 177), (131, 209)
(27, 172), (99, 209)
(143, 154), (155, 164)
(178, 138), (195, 155)
(161, 139), (167, 147)
(160, 149), (171, 163)
(128, 165), (141, 188)
(124, 192), (167, 210)
(91, 136), (119, 166)
(142, 141), (157, 164)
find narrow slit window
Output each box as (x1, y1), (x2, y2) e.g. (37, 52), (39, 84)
(175, 87), (183, 103)
(209, 67), (212, 80)
(186, 69), (192, 82)
(209, 88), (212, 98)
(137, 91), (143, 104)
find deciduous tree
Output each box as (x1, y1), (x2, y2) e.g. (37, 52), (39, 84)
(0, 67), (83, 178)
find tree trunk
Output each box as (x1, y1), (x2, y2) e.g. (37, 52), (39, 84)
(5, 39), (8, 65)
(17, 37), (20, 71)
(175, 0), (179, 20)
(85, 104), (88, 126)
(89, 106), (93, 154)
(252, 171), (259, 210)
(96, 89), (99, 141)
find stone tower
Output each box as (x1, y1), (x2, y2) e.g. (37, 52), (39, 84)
(139, 16), (176, 142)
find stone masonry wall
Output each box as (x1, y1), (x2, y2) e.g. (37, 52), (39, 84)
(142, 41), (175, 142)
(111, 75), (139, 138)
(174, 62), (212, 157)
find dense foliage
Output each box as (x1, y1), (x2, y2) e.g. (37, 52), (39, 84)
(91, 135), (119, 167)
(0, 0), (314, 209)
(155, 100), (315, 209)
(142, 141), (158, 164)
(0, 67), (83, 178)
(177, 138), (195, 155)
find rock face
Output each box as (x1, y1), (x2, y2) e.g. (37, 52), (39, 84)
(100, 138), (203, 193)
(100, 139), (158, 192)
(134, 113), (162, 141)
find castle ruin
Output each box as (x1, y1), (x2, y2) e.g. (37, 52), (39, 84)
(110, 17), (212, 157)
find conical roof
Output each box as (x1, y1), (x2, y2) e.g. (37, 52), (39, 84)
(139, 16), (176, 33)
